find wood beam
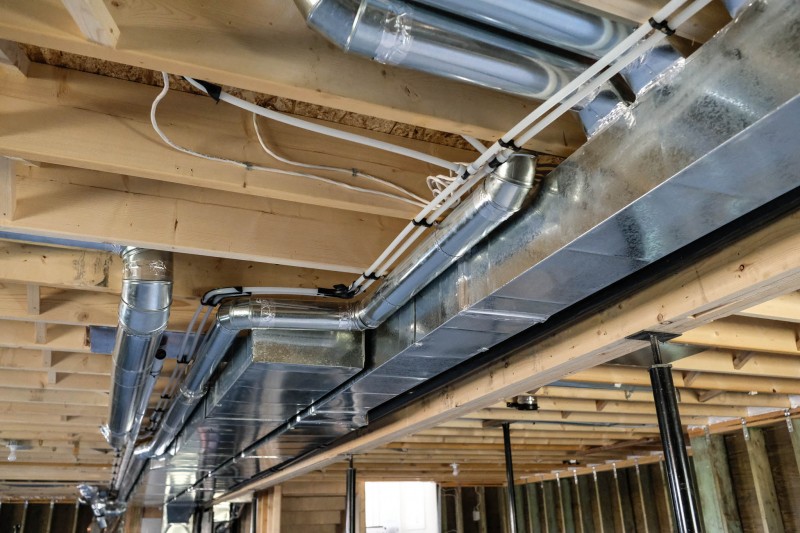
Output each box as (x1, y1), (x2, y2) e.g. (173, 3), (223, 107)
(59, 0), (119, 47)
(0, 321), (88, 352)
(0, 63), (472, 219)
(675, 316), (800, 356)
(0, 283), (201, 330)
(0, 157), (14, 221)
(739, 291), (800, 323)
(258, 486), (282, 533)
(0, 241), (349, 299)
(0, 39), (28, 77)
(217, 201), (800, 502)
(572, 365), (800, 395)
(3, 167), (404, 273)
(690, 434), (742, 533)
(534, 385), (792, 409)
(673, 349), (800, 380)
(0, 0), (584, 156)
(744, 428), (785, 533)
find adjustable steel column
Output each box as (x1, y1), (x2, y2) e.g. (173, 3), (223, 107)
(648, 333), (702, 533)
(345, 456), (357, 533)
(502, 422), (518, 533)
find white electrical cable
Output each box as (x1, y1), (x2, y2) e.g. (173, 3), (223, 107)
(183, 76), (463, 174)
(460, 134), (487, 153)
(151, 73), (425, 208)
(252, 113), (429, 205)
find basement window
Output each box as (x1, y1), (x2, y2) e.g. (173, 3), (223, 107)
(365, 481), (439, 533)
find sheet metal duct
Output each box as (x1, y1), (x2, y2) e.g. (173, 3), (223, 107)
(103, 248), (173, 450)
(135, 0), (799, 511)
(411, 0), (683, 93)
(135, 155), (537, 460)
(294, 0), (623, 132)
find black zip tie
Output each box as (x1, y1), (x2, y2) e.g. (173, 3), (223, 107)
(317, 284), (357, 299)
(498, 138), (521, 151)
(195, 79), (223, 102)
(488, 157), (503, 169)
(362, 272), (381, 281)
(412, 218), (434, 227)
(649, 17), (676, 36)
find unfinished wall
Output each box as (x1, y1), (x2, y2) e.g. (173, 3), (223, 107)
(278, 474), (347, 533)
(437, 418), (800, 533)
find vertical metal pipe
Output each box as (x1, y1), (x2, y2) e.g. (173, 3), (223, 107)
(345, 457), (356, 533)
(573, 472), (585, 533)
(634, 461), (650, 533)
(649, 335), (702, 533)
(71, 501), (80, 533)
(250, 495), (258, 533)
(555, 474), (566, 531)
(502, 422), (518, 533)
(611, 464), (626, 533)
(592, 468), (605, 533)
(20, 500), (28, 533)
(46, 500), (55, 533)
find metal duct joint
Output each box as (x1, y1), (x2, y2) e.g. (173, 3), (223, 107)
(357, 156), (537, 329)
(104, 248), (173, 450)
(138, 156), (537, 460)
(295, 0), (624, 132)
(411, 0), (684, 95)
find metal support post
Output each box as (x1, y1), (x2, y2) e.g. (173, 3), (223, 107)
(345, 456), (357, 533)
(71, 501), (80, 533)
(648, 334), (702, 533)
(46, 500), (55, 533)
(20, 500), (28, 532)
(502, 422), (518, 533)
(250, 495), (257, 533)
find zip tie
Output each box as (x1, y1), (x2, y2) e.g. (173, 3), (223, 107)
(362, 272), (382, 281)
(488, 158), (503, 169)
(412, 218), (434, 228)
(498, 138), (521, 151)
(649, 17), (676, 36)
(194, 79), (223, 102)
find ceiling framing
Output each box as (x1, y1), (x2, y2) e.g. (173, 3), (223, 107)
(0, 0), (797, 506)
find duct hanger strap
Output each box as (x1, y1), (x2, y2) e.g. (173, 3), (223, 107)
(649, 17), (676, 36)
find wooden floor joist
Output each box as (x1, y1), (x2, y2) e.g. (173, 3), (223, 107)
(0, 0), (585, 156)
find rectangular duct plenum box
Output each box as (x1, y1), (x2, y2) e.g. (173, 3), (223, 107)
(165, 328), (364, 493)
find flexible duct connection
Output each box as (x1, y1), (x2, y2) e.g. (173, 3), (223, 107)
(138, 156), (537, 460)
(104, 248), (173, 450)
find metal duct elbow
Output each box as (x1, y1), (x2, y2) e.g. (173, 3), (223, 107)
(409, 0), (684, 95)
(296, 0), (595, 102)
(137, 298), (362, 458)
(357, 155), (538, 328)
(104, 248), (173, 450)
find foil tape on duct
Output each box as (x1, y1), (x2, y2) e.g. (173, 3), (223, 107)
(136, 0), (800, 510)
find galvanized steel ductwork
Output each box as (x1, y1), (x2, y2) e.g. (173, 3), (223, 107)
(293, 0), (626, 133)
(104, 248), (173, 450)
(135, 156), (537, 460)
(410, 0), (683, 93)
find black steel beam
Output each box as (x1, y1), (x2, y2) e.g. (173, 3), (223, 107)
(649, 335), (702, 533)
